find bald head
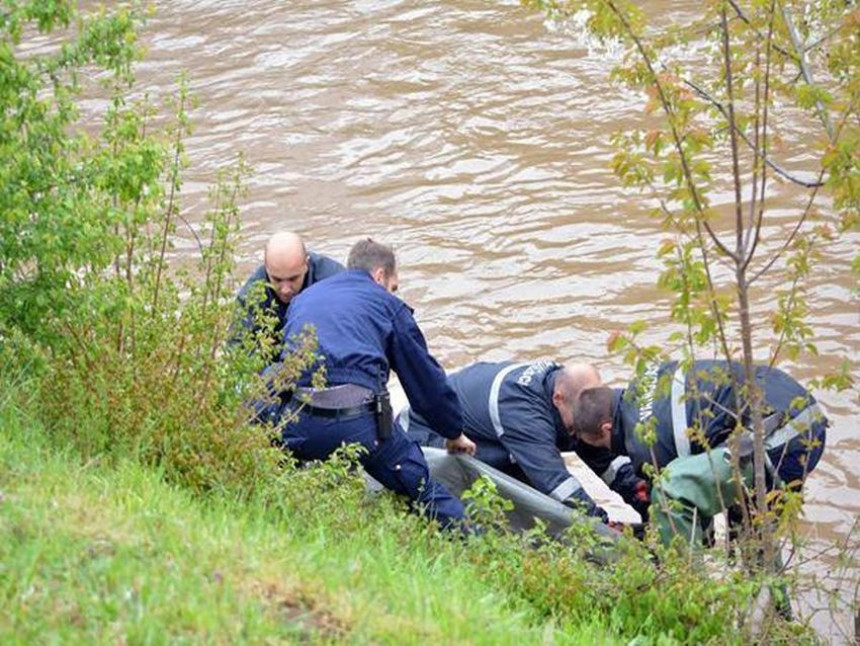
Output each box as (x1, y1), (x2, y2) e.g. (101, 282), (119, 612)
(562, 363), (602, 400)
(264, 232), (309, 304)
(265, 232), (305, 263)
(552, 363), (602, 434)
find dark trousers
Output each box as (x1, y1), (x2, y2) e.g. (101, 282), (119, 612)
(281, 410), (466, 529)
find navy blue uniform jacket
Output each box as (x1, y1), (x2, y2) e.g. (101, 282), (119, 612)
(577, 359), (827, 508)
(283, 269), (463, 439)
(235, 251), (344, 350)
(400, 360), (604, 513)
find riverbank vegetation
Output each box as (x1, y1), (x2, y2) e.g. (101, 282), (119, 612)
(0, 1), (852, 643)
(1, 372), (816, 644)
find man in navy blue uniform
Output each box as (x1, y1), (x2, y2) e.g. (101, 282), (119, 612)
(396, 360), (613, 522)
(234, 231), (343, 363)
(571, 359), (828, 545)
(270, 238), (476, 529)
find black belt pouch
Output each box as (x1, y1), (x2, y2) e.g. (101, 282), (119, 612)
(375, 391), (393, 440)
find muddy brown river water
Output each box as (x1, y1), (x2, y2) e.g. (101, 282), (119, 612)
(76, 0), (860, 641)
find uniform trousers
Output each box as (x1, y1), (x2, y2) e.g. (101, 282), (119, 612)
(282, 410), (466, 529)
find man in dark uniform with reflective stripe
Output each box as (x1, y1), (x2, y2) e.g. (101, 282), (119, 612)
(396, 360), (612, 522)
(262, 238), (475, 529)
(233, 231), (344, 364)
(572, 359), (828, 545)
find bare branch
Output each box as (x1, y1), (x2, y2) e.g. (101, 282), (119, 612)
(750, 99), (857, 284)
(780, 2), (835, 140)
(695, 218), (734, 362)
(178, 213), (204, 256)
(720, 8), (746, 261)
(701, 220), (735, 259)
(727, 0), (797, 63)
(750, 168), (825, 285)
(742, 0), (778, 273)
(681, 77), (825, 188)
(606, 1), (739, 263)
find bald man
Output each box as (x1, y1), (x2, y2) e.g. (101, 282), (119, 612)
(395, 359), (612, 522)
(234, 232), (343, 363)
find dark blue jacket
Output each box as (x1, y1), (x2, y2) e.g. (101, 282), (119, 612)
(282, 269), (463, 439)
(578, 359), (827, 507)
(402, 360), (606, 518)
(234, 251), (343, 355)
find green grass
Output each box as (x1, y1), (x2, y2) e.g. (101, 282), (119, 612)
(0, 394), (619, 645)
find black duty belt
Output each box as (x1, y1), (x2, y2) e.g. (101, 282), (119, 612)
(290, 384), (376, 420)
(296, 400), (376, 420)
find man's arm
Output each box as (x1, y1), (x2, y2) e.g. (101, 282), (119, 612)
(500, 419), (609, 522)
(388, 304), (464, 439)
(575, 442), (651, 521)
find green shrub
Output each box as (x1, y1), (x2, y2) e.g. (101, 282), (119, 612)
(0, 1), (318, 500)
(461, 478), (817, 644)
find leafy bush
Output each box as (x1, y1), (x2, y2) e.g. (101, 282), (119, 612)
(462, 478), (817, 644)
(0, 1), (319, 499)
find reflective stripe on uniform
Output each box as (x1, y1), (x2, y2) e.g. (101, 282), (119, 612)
(488, 363), (528, 438)
(549, 476), (582, 502)
(396, 405), (411, 433)
(764, 404), (823, 451)
(601, 455), (632, 486)
(671, 366), (691, 457)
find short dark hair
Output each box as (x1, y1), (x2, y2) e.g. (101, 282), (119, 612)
(573, 386), (615, 438)
(347, 238), (396, 276)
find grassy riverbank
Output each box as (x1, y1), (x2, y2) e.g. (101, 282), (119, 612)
(0, 394), (621, 645)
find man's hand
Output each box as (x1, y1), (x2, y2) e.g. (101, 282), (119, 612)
(565, 488), (609, 523)
(445, 433), (476, 456)
(631, 479), (651, 521)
